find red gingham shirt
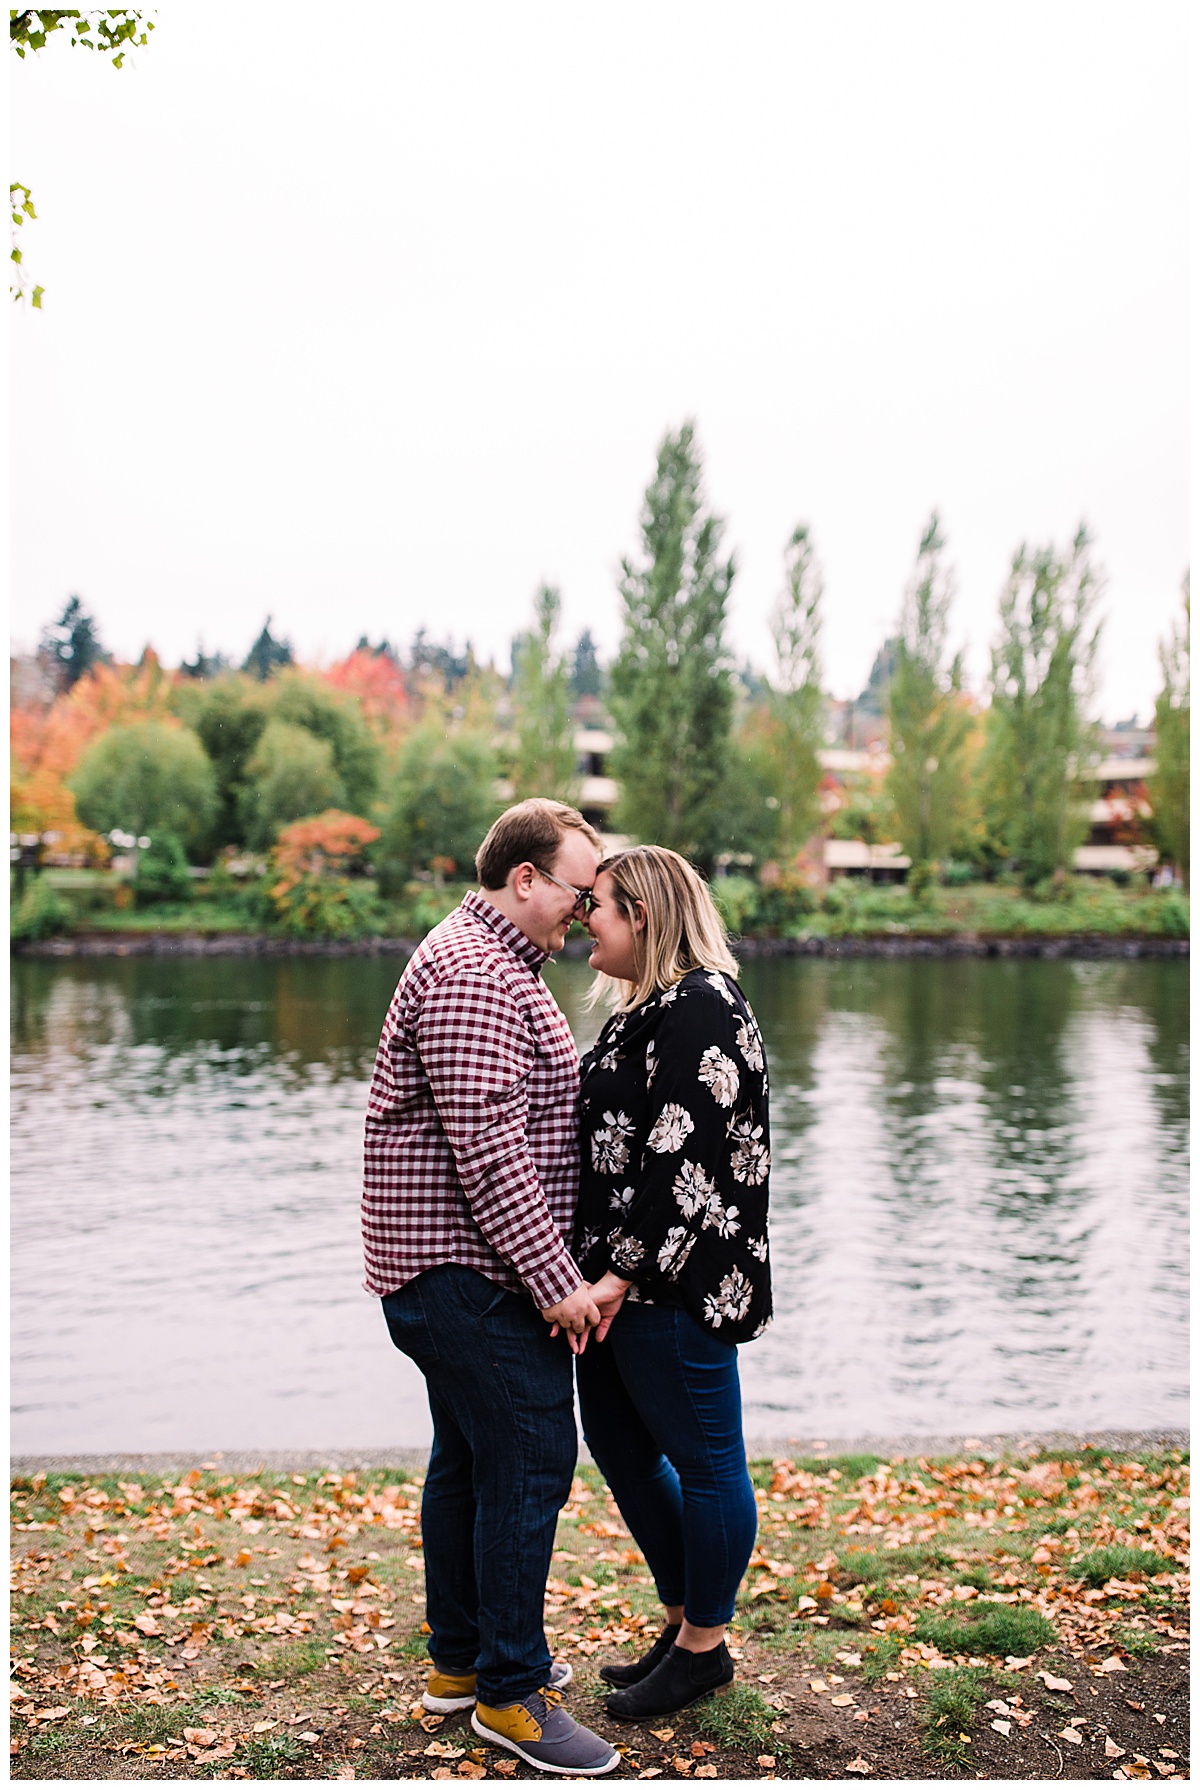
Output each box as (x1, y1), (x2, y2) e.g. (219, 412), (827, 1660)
(362, 889), (583, 1309)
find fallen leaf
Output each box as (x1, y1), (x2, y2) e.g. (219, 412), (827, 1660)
(251, 1720), (278, 1734)
(649, 1728), (676, 1742)
(755, 1758), (776, 1770)
(1059, 1727), (1084, 1745)
(831, 1693), (855, 1707)
(1107, 1739), (1127, 1759)
(846, 1761), (872, 1776)
(1040, 1672), (1073, 1692)
(457, 1765), (486, 1780)
(32, 1708), (71, 1723)
(298, 1732), (321, 1743)
(670, 1756), (692, 1774)
(991, 1720), (1012, 1736)
(637, 1772), (663, 1781)
(133, 1613), (161, 1636)
(424, 1742), (465, 1759)
(695, 1768), (718, 1780)
(347, 1566), (370, 1585)
(1096, 1656), (1128, 1675)
(183, 1728), (218, 1746)
(494, 1763), (517, 1778)
(808, 1679), (829, 1693)
(335, 1769), (356, 1779)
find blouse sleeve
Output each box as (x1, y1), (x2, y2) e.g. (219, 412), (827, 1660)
(600, 983), (752, 1286)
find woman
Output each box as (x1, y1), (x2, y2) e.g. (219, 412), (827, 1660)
(573, 846), (771, 1722)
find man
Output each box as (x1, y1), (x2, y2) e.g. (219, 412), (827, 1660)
(362, 799), (618, 1777)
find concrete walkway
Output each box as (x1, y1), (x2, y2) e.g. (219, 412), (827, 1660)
(11, 1428), (1187, 1479)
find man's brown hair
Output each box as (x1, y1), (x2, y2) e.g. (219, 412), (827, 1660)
(475, 799), (601, 891)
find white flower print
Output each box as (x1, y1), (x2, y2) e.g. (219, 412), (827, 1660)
(657, 1225), (697, 1278)
(645, 1039), (659, 1086)
(608, 1228), (646, 1273)
(702, 1266), (754, 1329)
(747, 1232), (769, 1262)
(702, 1191), (741, 1240)
(609, 1184), (636, 1213)
(591, 1109), (635, 1175)
(598, 1047), (620, 1074)
(578, 1227), (600, 1258)
(729, 1117), (770, 1185)
(672, 1160), (715, 1219)
(658, 983), (680, 1005)
(706, 971), (736, 1005)
(735, 1018), (764, 1073)
(647, 1102), (695, 1155)
(697, 1045), (739, 1107)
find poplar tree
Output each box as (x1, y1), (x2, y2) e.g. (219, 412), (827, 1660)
(610, 423), (735, 859)
(885, 513), (973, 877)
(982, 524), (1102, 887)
(1148, 574), (1190, 887)
(767, 523), (826, 859)
(511, 585), (578, 801)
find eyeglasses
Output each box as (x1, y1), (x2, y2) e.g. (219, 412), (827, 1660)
(537, 867), (596, 914)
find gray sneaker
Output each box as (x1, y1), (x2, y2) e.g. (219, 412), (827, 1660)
(472, 1687), (619, 1776)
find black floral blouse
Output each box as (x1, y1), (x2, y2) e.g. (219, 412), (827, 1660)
(575, 967), (772, 1345)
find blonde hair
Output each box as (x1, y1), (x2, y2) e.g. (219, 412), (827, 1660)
(592, 845), (739, 1011)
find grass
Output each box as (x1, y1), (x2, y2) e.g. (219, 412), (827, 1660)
(859, 1636), (904, 1681)
(1073, 1545), (1173, 1586)
(694, 1684), (785, 1757)
(238, 1731), (304, 1776)
(918, 1665), (989, 1766)
(913, 1601), (1056, 1657)
(838, 1542), (954, 1585)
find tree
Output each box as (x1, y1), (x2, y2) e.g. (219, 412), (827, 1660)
(1148, 574), (1189, 887)
(135, 830), (194, 906)
(242, 617), (294, 682)
(511, 585), (577, 801)
(68, 721), (217, 851)
(981, 524), (1102, 887)
(376, 723), (500, 893)
(409, 629), (472, 690)
(37, 595), (110, 691)
(766, 523), (826, 859)
(571, 628), (602, 699)
(171, 675), (271, 850)
(268, 671), (380, 814)
(885, 513), (974, 876)
(238, 719), (344, 849)
(267, 811), (384, 939)
(609, 423), (735, 860)
(10, 9), (153, 307)
(179, 645), (232, 680)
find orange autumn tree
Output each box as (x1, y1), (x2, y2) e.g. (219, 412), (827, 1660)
(10, 653), (180, 859)
(268, 810), (383, 939)
(321, 650), (410, 739)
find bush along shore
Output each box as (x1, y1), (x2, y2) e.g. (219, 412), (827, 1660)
(10, 871), (1191, 957)
(10, 1444), (1189, 1781)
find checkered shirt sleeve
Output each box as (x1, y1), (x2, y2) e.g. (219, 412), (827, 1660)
(362, 894), (583, 1310)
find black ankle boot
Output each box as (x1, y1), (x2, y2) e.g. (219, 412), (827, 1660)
(605, 1642), (734, 1720)
(599, 1623), (681, 1689)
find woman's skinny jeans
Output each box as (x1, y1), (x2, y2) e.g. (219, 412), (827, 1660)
(575, 1302), (758, 1628)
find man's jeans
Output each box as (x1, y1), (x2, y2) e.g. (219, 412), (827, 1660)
(381, 1265), (576, 1707)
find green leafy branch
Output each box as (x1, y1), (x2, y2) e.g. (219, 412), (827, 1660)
(10, 8), (154, 305)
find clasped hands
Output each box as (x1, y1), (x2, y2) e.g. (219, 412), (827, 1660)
(541, 1270), (631, 1355)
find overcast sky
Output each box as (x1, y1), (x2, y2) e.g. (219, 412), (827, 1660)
(9, 3), (1189, 718)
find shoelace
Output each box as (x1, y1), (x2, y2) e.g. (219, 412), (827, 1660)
(530, 1686), (563, 1719)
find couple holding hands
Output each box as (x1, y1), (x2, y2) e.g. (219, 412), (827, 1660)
(362, 799), (772, 1776)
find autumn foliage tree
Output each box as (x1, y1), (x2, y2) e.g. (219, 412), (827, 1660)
(268, 811), (383, 938)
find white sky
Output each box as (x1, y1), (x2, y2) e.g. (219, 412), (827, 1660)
(9, 3), (1189, 718)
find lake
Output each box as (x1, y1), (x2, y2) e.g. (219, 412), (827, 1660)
(10, 952), (1188, 1454)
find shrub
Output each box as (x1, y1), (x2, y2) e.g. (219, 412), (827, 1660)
(11, 875), (73, 941)
(376, 724), (500, 893)
(267, 810), (384, 939)
(135, 831), (194, 906)
(913, 1600), (1055, 1656)
(239, 720), (344, 849)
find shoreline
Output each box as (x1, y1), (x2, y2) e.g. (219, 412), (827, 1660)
(13, 929), (1190, 959)
(12, 1427), (1189, 1478)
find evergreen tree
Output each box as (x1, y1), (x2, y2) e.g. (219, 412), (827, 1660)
(767, 523), (826, 859)
(242, 616), (294, 681)
(511, 586), (578, 801)
(570, 628), (603, 698)
(610, 423), (735, 860)
(885, 513), (974, 876)
(38, 595), (110, 690)
(982, 524), (1102, 887)
(1148, 574), (1190, 887)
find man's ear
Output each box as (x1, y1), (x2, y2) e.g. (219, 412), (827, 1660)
(510, 861), (536, 900)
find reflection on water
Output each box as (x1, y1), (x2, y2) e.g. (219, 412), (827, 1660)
(10, 954), (1188, 1452)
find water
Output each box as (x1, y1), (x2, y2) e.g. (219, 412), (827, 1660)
(10, 954), (1188, 1453)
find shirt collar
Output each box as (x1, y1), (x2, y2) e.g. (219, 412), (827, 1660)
(461, 888), (550, 972)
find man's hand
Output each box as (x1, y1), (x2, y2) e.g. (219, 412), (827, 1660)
(541, 1284), (602, 1354)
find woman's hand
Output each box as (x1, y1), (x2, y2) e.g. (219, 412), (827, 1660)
(588, 1270), (632, 1345)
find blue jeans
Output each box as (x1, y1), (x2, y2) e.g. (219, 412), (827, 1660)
(575, 1302), (758, 1627)
(381, 1265), (577, 1706)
